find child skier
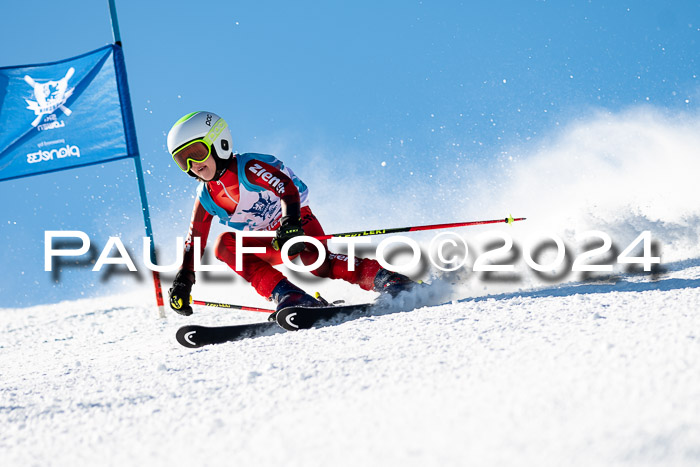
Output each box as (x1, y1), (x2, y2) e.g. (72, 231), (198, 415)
(166, 111), (415, 316)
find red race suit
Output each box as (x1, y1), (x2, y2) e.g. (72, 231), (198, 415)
(180, 152), (383, 298)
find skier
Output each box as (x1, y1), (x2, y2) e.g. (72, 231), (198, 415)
(166, 111), (416, 316)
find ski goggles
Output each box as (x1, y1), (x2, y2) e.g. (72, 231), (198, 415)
(171, 118), (228, 172)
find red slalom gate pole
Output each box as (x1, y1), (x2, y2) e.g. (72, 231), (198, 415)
(315, 215), (526, 241)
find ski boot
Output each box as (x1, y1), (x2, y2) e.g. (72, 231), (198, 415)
(268, 279), (321, 322)
(373, 269), (420, 298)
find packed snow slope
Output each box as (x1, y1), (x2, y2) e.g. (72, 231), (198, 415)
(2, 260), (699, 466)
(2, 107), (699, 465)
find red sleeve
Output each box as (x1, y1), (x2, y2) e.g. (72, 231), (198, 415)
(182, 198), (214, 272)
(243, 159), (300, 205)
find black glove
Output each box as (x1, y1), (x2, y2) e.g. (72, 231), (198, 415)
(272, 216), (306, 256)
(169, 269), (195, 316)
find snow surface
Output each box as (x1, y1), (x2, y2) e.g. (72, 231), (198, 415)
(2, 261), (700, 466)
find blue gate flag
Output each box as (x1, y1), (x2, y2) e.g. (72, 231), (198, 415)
(0, 45), (132, 182)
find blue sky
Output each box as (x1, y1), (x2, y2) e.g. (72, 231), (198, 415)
(1, 1), (698, 307)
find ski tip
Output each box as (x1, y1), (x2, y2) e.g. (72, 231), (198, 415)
(176, 325), (202, 348)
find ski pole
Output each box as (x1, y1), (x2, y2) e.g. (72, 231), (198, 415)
(191, 216), (525, 311)
(315, 215), (526, 241)
(192, 299), (274, 313)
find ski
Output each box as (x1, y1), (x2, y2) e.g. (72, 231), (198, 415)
(275, 303), (375, 331)
(176, 321), (279, 348)
(176, 302), (377, 347)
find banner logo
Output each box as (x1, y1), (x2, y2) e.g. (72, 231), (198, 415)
(26, 144), (81, 164)
(24, 67), (75, 127)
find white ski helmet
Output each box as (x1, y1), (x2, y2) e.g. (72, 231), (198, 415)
(167, 111), (233, 175)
